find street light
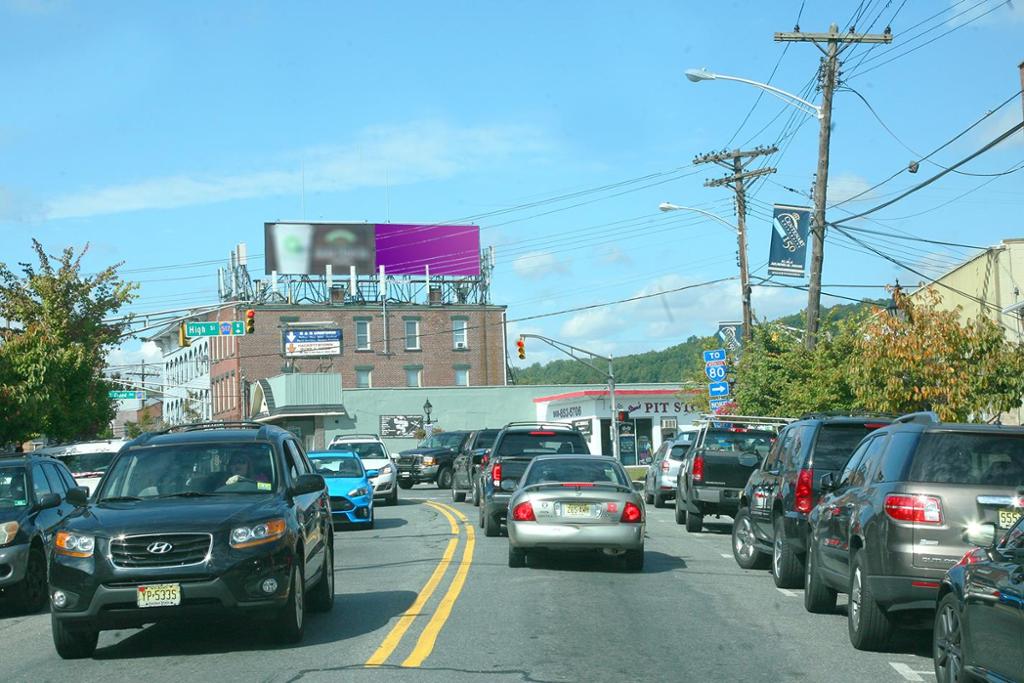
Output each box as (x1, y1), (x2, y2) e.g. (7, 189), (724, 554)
(659, 203), (738, 233)
(684, 68), (823, 119)
(423, 399), (433, 425)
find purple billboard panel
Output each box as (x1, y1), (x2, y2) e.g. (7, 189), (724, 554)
(374, 224), (481, 275)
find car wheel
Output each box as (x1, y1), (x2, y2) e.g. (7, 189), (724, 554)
(275, 562), (305, 644)
(771, 515), (805, 589)
(471, 482), (481, 507)
(654, 494), (668, 509)
(366, 511), (375, 530)
(934, 593), (966, 683)
(14, 545), (48, 613)
(508, 544), (526, 568)
(437, 467), (453, 490)
(645, 490), (654, 505)
(388, 487), (398, 506)
(732, 509), (769, 569)
(307, 541), (335, 613)
(484, 510), (500, 538)
(398, 480), (414, 490)
(848, 552), (893, 651)
(804, 543), (837, 614)
(51, 611), (98, 660)
(624, 547), (644, 571)
(452, 484), (466, 503)
(685, 512), (703, 533)
(674, 496), (687, 525)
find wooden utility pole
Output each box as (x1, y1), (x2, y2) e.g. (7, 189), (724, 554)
(694, 145), (778, 341)
(775, 23), (892, 349)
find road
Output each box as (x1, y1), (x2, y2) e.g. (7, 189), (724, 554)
(0, 488), (937, 683)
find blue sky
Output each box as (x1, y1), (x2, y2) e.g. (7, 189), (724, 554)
(1, 0), (1022, 369)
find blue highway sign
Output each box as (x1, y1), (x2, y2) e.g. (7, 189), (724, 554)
(703, 349), (727, 363)
(708, 381), (730, 398)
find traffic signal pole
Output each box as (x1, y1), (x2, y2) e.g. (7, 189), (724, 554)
(516, 333), (619, 462)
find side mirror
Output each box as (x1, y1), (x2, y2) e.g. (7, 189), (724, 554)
(964, 522), (997, 548)
(66, 486), (89, 507)
(820, 472), (836, 493)
(365, 469), (380, 478)
(36, 492), (62, 510)
(290, 473), (326, 496)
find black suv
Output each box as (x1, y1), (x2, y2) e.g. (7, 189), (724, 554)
(450, 428), (500, 504)
(478, 422), (590, 537)
(0, 453), (79, 613)
(732, 415), (892, 587)
(48, 422), (335, 659)
(804, 413), (1024, 651)
(396, 430), (471, 490)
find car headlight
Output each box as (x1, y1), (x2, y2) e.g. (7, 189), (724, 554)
(230, 518), (286, 548)
(421, 456), (436, 466)
(378, 463), (394, 476)
(348, 487), (369, 497)
(55, 531), (95, 558)
(0, 521), (19, 547)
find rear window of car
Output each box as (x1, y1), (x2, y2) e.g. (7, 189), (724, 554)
(669, 445), (690, 461)
(701, 431), (773, 455)
(524, 458), (630, 487)
(330, 442), (387, 459)
(496, 431), (590, 457)
(475, 430), (499, 449)
(810, 425), (881, 471)
(56, 451), (118, 476)
(908, 432), (1024, 485)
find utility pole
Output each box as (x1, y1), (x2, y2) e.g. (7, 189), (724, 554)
(775, 23), (893, 349)
(694, 146), (778, 341)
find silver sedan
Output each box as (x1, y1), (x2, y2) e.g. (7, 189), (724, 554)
(505, 455), (645, 570)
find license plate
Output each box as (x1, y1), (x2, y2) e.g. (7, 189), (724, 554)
(998, 508), (1021, 530)
(563, 503), (591, 518)
(137, 583), (181, 608)
(400, 472), (411, 478)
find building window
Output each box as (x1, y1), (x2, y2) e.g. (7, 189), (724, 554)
(452, 318), (468, 350)
(404, 319), (420, 350)
(405, 366), (422, 387)
(454, 366), (470, 387)
(355, 319), (371, 351)
(356, 367), (373, 389)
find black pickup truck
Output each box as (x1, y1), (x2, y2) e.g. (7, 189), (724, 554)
(396, 431), (471, 490)
(450, 429), (500, 503)
(674, 425), (778, 533)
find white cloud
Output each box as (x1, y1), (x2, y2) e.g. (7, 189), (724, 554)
(827, 173), (874, 204)
(978, 107), (1024, 149)
(600, 246), (632, 265)
(948, 0), (1024, 26)
(45, 121), (549, 220)
(512, 251), (570, 278)
(106, 341), (164, 369)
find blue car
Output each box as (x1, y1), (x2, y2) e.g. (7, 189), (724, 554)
(308, 451), (378, 529)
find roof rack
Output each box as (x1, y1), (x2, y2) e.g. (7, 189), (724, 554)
(502, 421), (576, 430)
(797, 411), (898, 421)
(156, 421), (268, 434)
(330, 433), (381, 441)
(696, 414), (793, 426)
(893, 411), (941, 425)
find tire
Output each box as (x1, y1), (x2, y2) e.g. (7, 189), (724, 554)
(471, 482), (481, 507)
(508, 544), (526, 568)
(933, 593), (966, 683)
(484, 509), (500, 537)
(848, 552), (893, 651)
(645, 491), (654, 505)
(398, 480), (414, 490)
(804, 543), (837, 614)
(388, 487), (398, 506)
(624, 547), (644, 571)
(437, 467), (453, 490)
(366, 511), (375, 530)
(51, 611), (98, 660)
(13, 545), (48, 613)
(771, 516), (805, 589)
(654, 494), (668, 509)
(451, 485), (466, 503)
(275, 562), (305, 644)
(685, 512), (703, 533)
(732, 509), (769, 569)
(307, 541), (335, 613)
(674, 496), (687, 525)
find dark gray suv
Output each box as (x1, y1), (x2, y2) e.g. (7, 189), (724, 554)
(804, 412), (1024, 651)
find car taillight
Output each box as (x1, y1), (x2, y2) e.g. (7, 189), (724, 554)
(620, 501), (643, 523)
(954, 547), (987, 567)
(492, 463), (502, 484)
(692, 455), (704, 483)
(530, 431), (555, 436)
(795, 468), (814, 514)
(884, 494), (944, 525)
(660, 460), (670, 473)
(864, 423), (887, 429)
(480, 454), (489, 467)
(512, 501), (535, 521)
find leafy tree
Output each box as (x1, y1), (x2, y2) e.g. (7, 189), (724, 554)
(124, 409), (163, 438)
(0, 241), (136, 443)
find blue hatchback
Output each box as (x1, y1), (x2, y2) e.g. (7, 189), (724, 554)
(308, 451), (378, 529)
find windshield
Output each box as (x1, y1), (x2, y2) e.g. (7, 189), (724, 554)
(524, 458), (630, 487)
(98, 443), (278, 499)
(0, 468), (29, 508)
(702, 431), (774, 456)
(496, 432), (590, 457)
(669, 445), (690, 461)
(417, 433), (465, 450)
(310, 456), (365, 478)
(330, 442), (388, 460)
(909, 432), (1024, 485)
(813, 425), (880, 470)
(56, 451), (117, 476)
(475, 430), (499, 449)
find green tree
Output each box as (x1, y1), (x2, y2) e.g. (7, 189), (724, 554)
(0, 241), (136, 443)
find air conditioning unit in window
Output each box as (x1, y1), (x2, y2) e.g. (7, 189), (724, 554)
(455, 341), (467, 350)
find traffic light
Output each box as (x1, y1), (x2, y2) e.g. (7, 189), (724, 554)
(178, 322), (190, 348)
(617, 410), (628, 423)
(516, 338), (526, 360)
(245, 309), (255, 334)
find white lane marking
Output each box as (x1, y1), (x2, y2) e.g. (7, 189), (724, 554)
(776, 588), (798, 597)
(889, 662), (934, 681)
(720, 553), (732, 559)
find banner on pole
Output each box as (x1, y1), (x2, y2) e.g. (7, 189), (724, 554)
(768, 204), (811, 278)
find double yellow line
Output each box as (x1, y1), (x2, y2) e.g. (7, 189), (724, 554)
(364, 500), (476, 668)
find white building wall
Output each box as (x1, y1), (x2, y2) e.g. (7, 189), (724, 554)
(155, 332), (212, 425)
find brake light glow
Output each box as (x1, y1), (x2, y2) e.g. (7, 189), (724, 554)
(954, 547), (988, 568)
(492, 463), (502, 485)
(512, 501), (536, 521)
(480, 454), (489, 467)
(529, 431), (556, 436)
(884, 494), (944, 524)
(864, 423), (887, 429)
(620, 501), (643, 523)
(795, 468), (815, 514)
(728, 427), (748, 433)
(692, 454), (704, 483)
(911, 580), (941, 588)
(660, 460), (670, 473)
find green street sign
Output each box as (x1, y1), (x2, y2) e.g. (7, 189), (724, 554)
(109, 390), (145, 400)
(185, 321), (246, 337)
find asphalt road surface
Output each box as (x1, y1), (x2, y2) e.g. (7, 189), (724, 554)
(0, 489), (938, 683)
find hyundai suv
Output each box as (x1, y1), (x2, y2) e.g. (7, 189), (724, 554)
(732, 415), (892, 587)
(48, 422), (334, 659)
(803, 412), (1024, 651)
